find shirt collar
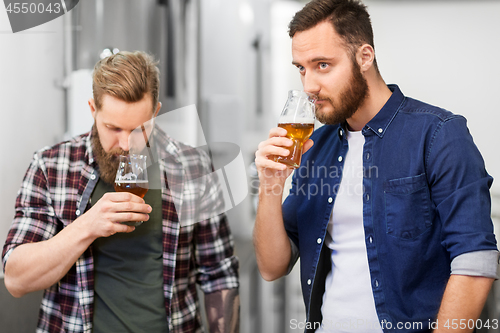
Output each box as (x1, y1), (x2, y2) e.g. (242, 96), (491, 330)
(85, 131), (97, 166)
(362, 84), (406, 138)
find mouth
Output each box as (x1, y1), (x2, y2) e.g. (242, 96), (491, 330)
(315, 99), (326, 109)
(111, 153), (127, 162)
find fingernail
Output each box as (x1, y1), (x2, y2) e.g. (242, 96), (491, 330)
(148, 205), (152, 212)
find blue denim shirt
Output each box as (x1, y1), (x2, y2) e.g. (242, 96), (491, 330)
(282, 85), (498, 332)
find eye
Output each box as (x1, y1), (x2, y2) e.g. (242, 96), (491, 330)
(296, 65), (305, 73)
(319, 62), (329, 70)
(106, 126), (121, 132)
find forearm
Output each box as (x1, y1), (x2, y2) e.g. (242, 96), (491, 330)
(4, 190), (145, 297)
(205, 288), (240, 333)
(4, 219), (94, 297)
(252, 127), (309, 281)
(434, 275), (494, 332)
(253, 190), (291, 281)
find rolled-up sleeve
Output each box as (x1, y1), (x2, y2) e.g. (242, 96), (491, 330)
(194, 213), (239, 293)
(451, 250), (499, 279)
(193, 149), (239, 293)
(427, 116), (498, 260)
(2, 153), (58, 270)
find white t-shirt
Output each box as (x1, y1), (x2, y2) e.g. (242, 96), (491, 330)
(316, 130), (383, 333)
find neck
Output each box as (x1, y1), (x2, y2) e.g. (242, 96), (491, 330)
(346, 74), (392, 131)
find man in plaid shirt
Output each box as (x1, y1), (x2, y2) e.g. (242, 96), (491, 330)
(2, 51), (239, 333)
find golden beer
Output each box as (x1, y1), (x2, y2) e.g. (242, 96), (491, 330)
(274, 122), (314, 168)
(114, 180), (149, 198)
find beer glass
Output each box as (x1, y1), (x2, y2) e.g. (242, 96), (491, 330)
(274, 90), (316, 168)
(114, 154), (149, 226)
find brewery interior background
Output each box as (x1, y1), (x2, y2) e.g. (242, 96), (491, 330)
(1, 0), (500, 332)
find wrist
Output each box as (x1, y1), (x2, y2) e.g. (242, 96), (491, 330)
(69, 215), (98, 245)
(258, 185), (287, 206)
(259, 182), (286, 196)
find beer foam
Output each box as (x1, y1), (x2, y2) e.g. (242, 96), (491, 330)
(115, 180), (149, 184)
(278, 116), (315, 124)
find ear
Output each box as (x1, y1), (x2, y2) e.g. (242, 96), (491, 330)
(154, 102), (162, 117)
(357, 44), (375, 72)
(88, 98), (97, 119)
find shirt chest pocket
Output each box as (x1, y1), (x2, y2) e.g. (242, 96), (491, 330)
(383, 173), (432, 240)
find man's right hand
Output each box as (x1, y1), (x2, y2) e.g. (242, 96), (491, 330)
(80, 192), (152, 239)
(254, 127), (313, 193)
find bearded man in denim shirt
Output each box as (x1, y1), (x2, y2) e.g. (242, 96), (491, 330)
(254, 1), (498, 332)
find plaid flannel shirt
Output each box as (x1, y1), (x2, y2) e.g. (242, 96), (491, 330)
(2, 129), (239, 333)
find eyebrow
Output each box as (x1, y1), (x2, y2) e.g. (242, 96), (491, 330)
(292, 56), (335, 66)
(104, 122), (121, 129)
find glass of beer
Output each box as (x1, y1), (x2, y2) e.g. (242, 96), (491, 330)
(274, 90), (316, 168)
(114, 154), (149, 226)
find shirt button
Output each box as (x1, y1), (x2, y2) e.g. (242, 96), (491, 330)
(338, 156), (343, 162)
(307, 279), (312, 285)
(76, 209), (81, 216)
(90, 174), (96, 180)
(328, 197), (333, 203)
(317, 238), (322, 244)
(365, 194), (370, 202)
(374, 279), (379, 288)
(339, 129), (343, 136)
(365, 153), (370, 160)
(369, 236), (373, 244)
(378, 128), (383, 133)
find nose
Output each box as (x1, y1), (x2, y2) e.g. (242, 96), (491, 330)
(118, 132), (130, 152)
(302, 72), (320, 96)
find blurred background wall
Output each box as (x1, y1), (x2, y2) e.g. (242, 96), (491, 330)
(0, 0), (499, 332)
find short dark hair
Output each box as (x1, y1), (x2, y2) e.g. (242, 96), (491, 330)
(92, 51), (160, 112)
(289, 0), (378, 70)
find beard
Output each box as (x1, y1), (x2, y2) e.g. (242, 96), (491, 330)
(315, 60), (369, 126)
(91, 124), (128, 184)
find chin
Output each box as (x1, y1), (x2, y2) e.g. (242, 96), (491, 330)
(316, 108), (332, 122)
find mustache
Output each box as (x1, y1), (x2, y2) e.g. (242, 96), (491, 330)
(109, 149), (129, 156)
(315, 95), (332, 105)
(105, 148), (129, 158)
